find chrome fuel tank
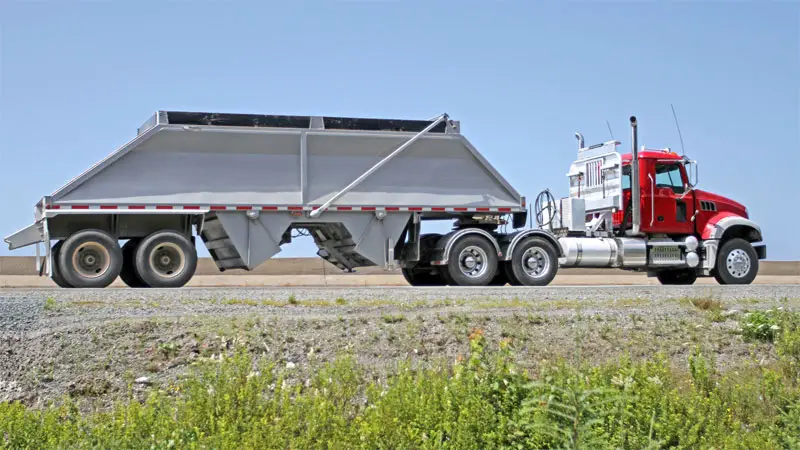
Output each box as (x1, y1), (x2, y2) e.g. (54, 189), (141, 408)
(558, 237), (647, 268)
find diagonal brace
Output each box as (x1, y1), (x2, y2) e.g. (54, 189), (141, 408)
(309, 113), (448, 218)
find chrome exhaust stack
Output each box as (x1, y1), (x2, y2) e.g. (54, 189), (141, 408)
(630, 116), (641, 235)
(575, 132), (584, 150)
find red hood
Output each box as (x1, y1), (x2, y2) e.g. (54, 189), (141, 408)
(694, 189), (748, 218)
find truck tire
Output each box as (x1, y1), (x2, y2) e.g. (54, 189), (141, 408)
(714, 238), (759, 285)
(488, 269), (508, 286)
(507, 236), (558, 286)
(58, 229), (123, 289)
(402, 267), (443, 286)
(119, 239), (148, 288)
(656, 269), (697, 285)
(50, 241), (73, 288)
(134, 230), (197, 288)
(442, 235), (498, 286)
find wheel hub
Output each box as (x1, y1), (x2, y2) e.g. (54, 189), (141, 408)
(458, 246), (488, 278)
(72, 242), (111, 279)
(726, 249), (751, 278)
(149, 243), (186, 279)
(521, 247), (549, 278)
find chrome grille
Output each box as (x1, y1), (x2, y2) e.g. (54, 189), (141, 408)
(649, 246), (684, 265)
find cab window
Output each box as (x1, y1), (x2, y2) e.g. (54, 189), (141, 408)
(622, 165), (631, 189)
(655, 163), (685, 194)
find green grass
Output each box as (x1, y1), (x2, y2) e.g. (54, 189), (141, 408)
(4, 320), (800, 449)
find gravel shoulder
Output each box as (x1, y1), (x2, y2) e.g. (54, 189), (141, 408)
(1, 285), (798, 408)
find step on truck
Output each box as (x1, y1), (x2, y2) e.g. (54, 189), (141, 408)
(5, 112), (765, 288)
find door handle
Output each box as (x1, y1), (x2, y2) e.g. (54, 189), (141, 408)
(648, 174), (655, 226)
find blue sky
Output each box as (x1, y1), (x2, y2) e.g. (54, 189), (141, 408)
(1, 1), (798, 260)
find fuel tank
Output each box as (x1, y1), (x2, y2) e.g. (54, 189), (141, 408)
(558, 237), (647, 268)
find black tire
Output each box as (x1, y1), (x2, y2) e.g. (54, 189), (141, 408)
(502, 261), (522, 286)
(714, 238), (759, 285)
(119, 239), (148, 288)
(50, 241), (73, 288)
(656, 269), (698, 285)
(508, 237), (558, 286)
(402, 267), (444, 286)
(58, 229), (123, 289)
(442, 235), (498, 286)
(134, 231), (197, 288)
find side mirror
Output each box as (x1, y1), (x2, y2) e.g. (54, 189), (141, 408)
(683, 157), (698, 187)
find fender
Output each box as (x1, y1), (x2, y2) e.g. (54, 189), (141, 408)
(701, 212), (762, 242)
(430, 228), (502, 265)
(499, 229), (564, 261)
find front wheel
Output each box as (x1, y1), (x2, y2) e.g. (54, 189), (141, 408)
(656, 269), (698, 285)
(714, 238), (758, 285)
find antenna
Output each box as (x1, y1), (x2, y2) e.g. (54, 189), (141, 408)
(670, 104), (686, 156)
(606, 120), (615, 140)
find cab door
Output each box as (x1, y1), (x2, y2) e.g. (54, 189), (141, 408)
(644, 161), (695, 235)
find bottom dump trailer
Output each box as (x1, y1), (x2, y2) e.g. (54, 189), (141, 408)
(5, 111), (765, 288)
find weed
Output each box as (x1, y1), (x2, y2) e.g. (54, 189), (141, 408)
(287, 294), (298, 305)
(382, 314), (405, 324)
(335, 297), (347, 305)
(43, 297), (57, 311)
(690, 297), (722, 311)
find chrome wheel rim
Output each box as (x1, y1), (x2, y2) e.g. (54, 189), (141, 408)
(522, 247), (550, 278)
(72, 242), (110, 279)
(726, 248), (751, 278)
(149, 243), (185, 279)
(458, 246), (489, 279)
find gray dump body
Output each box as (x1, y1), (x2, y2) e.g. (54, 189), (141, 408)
(7, 111), (526, 273)
(54, 111), (521, 210)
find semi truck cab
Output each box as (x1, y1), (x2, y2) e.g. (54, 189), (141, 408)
(547, 116), (765, 285)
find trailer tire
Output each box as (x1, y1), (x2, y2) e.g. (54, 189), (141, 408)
(134, 231), (197, 288)
(119, 239), (148, 288)
(714, 238), (758, 285)
(50, 241), (73, 288)
(656, 269), (697, 285)
(58, 229), (123, 289)
(507, 236), (558, 286)
(442, 235), (498, 286)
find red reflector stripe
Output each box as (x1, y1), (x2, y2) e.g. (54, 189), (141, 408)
(100, 205), (118, 210)
(210, 206), (227, 211)
(288, 206), (303, 211)
(408, 207), (423, 211)
(129, 205), (146, 210)
(262, 206), (278, 211)
(385, 207), (400, 211)
(431, 207), (445, 211)
(71, 205), (89, 210)
(335, 206), (352, 211)
(361, 206), (376, 211)
(477, 207), (490, 212)
(184, 205), (201, 210)
(454, 207), (468, 212)
(156, 205), (173, 210)
(236, 206), (252, 210)
(498, 207), (512, 212)
(49, 205), (61, 210)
